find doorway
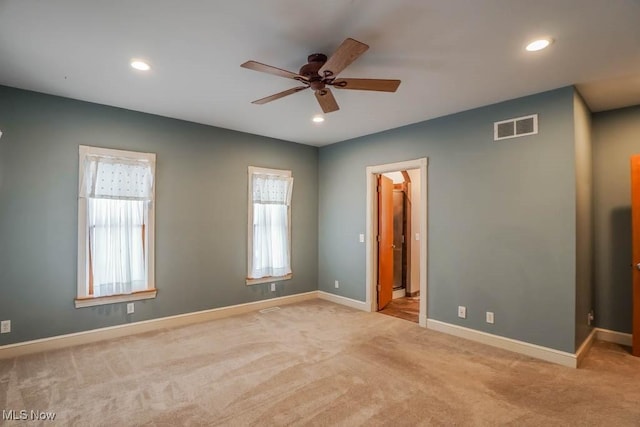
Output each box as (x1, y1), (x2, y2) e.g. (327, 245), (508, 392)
(378, 170), (419, 322)
(365, 158), (428, 327)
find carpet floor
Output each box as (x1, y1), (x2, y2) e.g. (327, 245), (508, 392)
(1, 300), (640, 426)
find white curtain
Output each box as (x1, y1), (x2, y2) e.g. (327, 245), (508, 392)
(80, 155), (153, 200)
(89, 199), (146, 296)
(80, 154), (154, 296)
(250, 174), (293, 279)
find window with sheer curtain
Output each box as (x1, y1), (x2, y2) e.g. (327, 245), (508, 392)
(247, 167), (293, 284)
(76, 145), (157, 308)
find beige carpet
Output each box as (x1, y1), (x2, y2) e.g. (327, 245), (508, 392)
(1, 300), (640, 426)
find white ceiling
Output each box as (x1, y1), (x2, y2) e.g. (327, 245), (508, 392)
(1, 0), (639, 146)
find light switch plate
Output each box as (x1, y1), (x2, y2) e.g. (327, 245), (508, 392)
(271, 283), (276, 292)
(335, 280), (339, 289)
(359, 233), (365, 243)
(127, 303), (134, 314)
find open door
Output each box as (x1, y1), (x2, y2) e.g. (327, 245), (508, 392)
(632, 155), (640, 356)
(378, 175), (394, 310)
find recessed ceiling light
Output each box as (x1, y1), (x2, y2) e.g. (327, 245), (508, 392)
(525, 38), (553, 52)
(130, 60), (151, 71)
(312, 115), (325, 123)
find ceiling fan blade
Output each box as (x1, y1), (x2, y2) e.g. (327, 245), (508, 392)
(252, 86), (309, 105)
(315, 88), (340, 113)
(318, 38), (369, 78)
(241, 61), (308, 81)
(332, 78), (401, 92)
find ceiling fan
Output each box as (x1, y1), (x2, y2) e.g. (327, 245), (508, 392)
(241, 38), (401, 114)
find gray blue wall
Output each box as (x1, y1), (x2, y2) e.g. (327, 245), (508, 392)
(3, 82), (634, 353)
(0, 85), (318, 346)
(573, 92), (594, 349)
(319, 87), (578, 352)
(592, 105), (640, 333)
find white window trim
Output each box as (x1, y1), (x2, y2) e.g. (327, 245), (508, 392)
(76, 145), (157, 308)
(246, 166), (292, 286)
(246, 274), (293, 286)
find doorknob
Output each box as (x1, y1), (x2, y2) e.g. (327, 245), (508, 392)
(637, 263), (640, 271)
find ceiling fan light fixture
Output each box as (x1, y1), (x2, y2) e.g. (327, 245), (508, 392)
(525, 38), (553, 52)
(130, 60), (151, 71)
(241, 37), (400, 114)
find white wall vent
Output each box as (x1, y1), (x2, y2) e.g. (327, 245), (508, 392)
(494, 114), (538, 141)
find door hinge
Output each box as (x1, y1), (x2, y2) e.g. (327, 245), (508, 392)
(377, 285), (381, 291)
(377, 235), (381, 242)
(401, 235), (405, 244)
(376, 185), (380, 193)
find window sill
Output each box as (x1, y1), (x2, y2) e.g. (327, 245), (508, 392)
(246, 274), (292, 286)
(75, 289), (157, 308)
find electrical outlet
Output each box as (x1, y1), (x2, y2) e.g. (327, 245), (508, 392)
(126, 303), (134, 314)
(271, 283), (276, 292)
(587, 310), (595, 326)
(1, 320), (11, 333)
(486, 312), (495, 324)
(335, 280), (339, 289)
(457, 306), (466, 319)
(359, 233), (365, 243)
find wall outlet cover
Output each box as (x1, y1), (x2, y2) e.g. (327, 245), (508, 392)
(359, 233), (365, 243)
(486, 312), (495, 324)
(334, 280), (339, 288)
(126, 303), (134, 314)
(457, 306), (466, 319)
(271, 283), (276, 292)
(1, 320), (11, 333)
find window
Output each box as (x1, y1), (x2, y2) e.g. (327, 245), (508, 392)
(247, 167), (293, 285)
(76, 145), (156, 307)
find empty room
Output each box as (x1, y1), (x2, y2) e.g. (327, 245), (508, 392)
(1, 0), (640, 425)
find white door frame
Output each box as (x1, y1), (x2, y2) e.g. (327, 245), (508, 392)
(365, 157), (428, 327)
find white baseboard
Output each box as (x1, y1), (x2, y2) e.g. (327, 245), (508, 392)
(576, 328), (597, 367)
(596, 328), (632, 346)
(392, 288), (405, 300)
(0, 291), (317, 360)
(3, 292), (630, 365)
(317, 291), (368, 311)
(426, 319), (577, 368)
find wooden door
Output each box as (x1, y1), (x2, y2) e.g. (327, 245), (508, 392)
(378, 175), (394, 310)
(632, 155), (640, 356)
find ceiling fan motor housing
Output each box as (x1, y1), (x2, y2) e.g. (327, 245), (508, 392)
(300, 53), (328, 90)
